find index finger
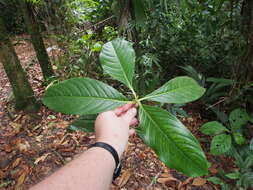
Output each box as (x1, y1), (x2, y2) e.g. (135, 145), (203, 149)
(114, 103), (136, 116)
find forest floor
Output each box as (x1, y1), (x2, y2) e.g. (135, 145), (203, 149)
(0, 36), (230, 190)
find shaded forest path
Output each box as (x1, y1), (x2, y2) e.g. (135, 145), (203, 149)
(0, 37), (220, 190)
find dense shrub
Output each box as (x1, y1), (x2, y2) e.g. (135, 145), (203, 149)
(136, 1), (245, 81)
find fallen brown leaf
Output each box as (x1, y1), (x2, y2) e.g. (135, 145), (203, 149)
(138, 152), (147, 160)
(160, 173), (173, 178)
(202, 184), (215, 190)
(34, 153), (51, 165)
(16, 139), (30, 152)
(3, 144), (12, 153)
(0, 170), (5, 179)
(15, 172), (27, 190)
(18, 142), (30, 152)
(118, 169), (132, 187)
(178, 177), (193, 190)
(55, 121), (69, 129)
(192, 177), (207, 186)
(13, 115), (22, 122)
(55, 134), (68, 146)
(12, 158), (22, 168)
(11, 122), (22, 134)
(35, 135), (43, 142)
(209, 167), (218, 175)
(157, 176), (178, 184)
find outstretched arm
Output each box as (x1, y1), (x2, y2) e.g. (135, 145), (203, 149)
(30, 103), (138, 190)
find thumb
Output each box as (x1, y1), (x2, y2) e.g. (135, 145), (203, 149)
(122, 108), (137, 123)
(129, 129), (136, 136)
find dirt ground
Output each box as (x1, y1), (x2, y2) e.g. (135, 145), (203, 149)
(0, 36), (222, 190)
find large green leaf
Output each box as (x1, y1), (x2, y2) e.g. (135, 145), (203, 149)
(229, 108), (249, 130)
(200, 121), (229, 135)
(210, 134), (232, 155)
(140, 76), (205, 104)
(99, 38), (135, 90)
(43, 78), (128, 115)
(68, 115), (97, 133)
(138, 104), (208, 177)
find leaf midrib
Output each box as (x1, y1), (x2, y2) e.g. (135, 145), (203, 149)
(140, 105), (205, 172)
(142, 84), (203, 101)
(111, 41), (132, 89)
(45, 95), (128, 103)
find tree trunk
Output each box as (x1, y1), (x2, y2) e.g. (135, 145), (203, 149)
(118, 0), (133, 39)
(117, 0), (141, 42)
(18, 0), (54, 80)
(0, 17), (39, 112)
(241, 0), (253, 83)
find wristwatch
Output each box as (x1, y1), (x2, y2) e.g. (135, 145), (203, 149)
(90, 142), (122, 180)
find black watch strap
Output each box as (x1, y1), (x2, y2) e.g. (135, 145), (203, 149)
(90, 142), (121, 180)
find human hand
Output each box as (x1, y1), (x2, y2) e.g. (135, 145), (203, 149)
(95, 103), (138, 158)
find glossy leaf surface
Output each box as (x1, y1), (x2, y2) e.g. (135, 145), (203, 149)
(210, 134), (231, 155)
(142, 76), (205, 104)
(138, 104), (208, 177)
(99, 38), (135, 89)
(43, 78), (128, 115)
(200, 121), (228, 135)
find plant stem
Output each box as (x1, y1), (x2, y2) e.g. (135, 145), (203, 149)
(138, 97), (147, 102)
(137, 100), (142, 107)
(130, 87), (138, 101)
